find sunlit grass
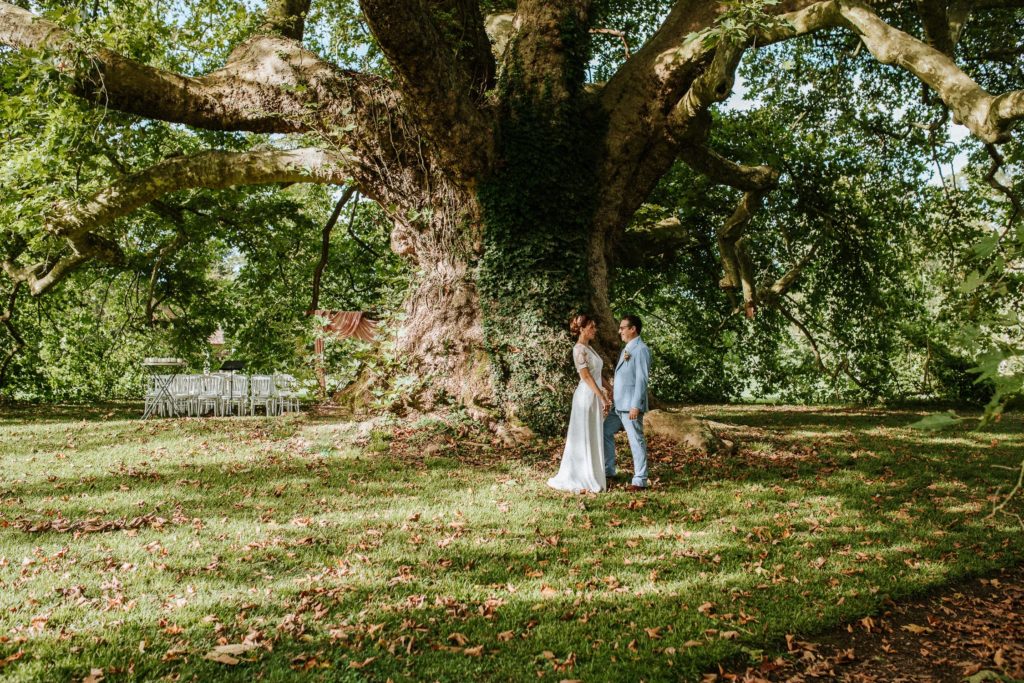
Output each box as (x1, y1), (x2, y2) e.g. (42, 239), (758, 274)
(0, 405), (1021, 681)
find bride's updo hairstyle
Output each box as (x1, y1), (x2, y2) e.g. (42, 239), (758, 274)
(569, 313), (593, 337)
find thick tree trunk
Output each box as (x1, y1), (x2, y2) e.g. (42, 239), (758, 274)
(390, 190), (491, 411)
(378, 3), (613, 437)
(390, 170), (602, 436)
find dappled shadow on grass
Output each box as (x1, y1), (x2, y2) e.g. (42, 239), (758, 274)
(689, 404), (1021, 434)
(0, 408), (1022, 681)
(0, 402), (140, 425)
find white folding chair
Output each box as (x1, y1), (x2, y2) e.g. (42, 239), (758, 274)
(171, 375), (198, 417)
(274, 374), (300, 413)
(249, 375), (278, 416)
(195, 375), (225, 416)
(221, 374), (249, 416)
(144, 374), (173, 417)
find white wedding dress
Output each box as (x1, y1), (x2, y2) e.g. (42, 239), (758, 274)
(547, 343), (607, 493)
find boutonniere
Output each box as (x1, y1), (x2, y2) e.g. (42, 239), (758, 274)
(623, 351), (631, 361)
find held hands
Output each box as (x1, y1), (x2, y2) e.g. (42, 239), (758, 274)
(628, 407), (640, 420)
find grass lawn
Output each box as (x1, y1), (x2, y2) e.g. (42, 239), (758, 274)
(0, 404), (1021, 682)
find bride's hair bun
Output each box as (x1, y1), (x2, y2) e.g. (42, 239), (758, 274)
(569, 313), (593, 336)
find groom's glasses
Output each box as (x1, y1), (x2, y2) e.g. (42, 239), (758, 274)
(618, 324), (633, 330)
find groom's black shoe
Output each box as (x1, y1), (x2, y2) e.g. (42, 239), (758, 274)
(624, 484), (648, 493)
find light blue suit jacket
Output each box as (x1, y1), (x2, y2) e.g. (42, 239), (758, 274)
(612, 337), (650, 413)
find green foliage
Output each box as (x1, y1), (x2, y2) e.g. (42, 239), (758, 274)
(0, 0), (407, 404)
(613, 23), (1020, 407)
(222, 187), (406, 377)
(687, 0), (790, 49)
(2, 0), (1022, 419)
(588, 0), (674, 81)
(0, 185), (405, 401)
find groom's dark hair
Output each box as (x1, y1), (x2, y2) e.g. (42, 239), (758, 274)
(622, 314), (642, 335)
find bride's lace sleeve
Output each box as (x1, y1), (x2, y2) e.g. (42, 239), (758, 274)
(572, 345), (589, 372)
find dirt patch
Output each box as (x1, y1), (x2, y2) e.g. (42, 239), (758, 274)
(715, 566), (1024, 682)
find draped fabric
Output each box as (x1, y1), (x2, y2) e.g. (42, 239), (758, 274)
(311, 310), (378, 341)
(309, 310), (378, 355)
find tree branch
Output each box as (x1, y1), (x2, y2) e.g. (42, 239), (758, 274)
(503, 0), (594, 104)
(2, 232), (123, 297)
(717, 191), (769, 318)
(779, 294), (876, 393)
(984, 143), (1023, 228)
(668, 41), (746, 139)
(677, 141), (783, 318)
(679, 144), (781, 192)
(591, 28), (631, 59)
(145, 229), (189, 326)
(617, 217), (703, 268)
(0, 282), (25, 389)
(262, 0), (311, 40)
(778, 301), (827, 371)
(0, 1), (392, 140)
(2, 148), (350, 296)
(311, 185), (358, 312)
(47, 148), (350, 241)
(915, 0), (959, 56)
(759, 240), (822, 308)
(758, 0), (1024, 143)
(360, 0), (492, 179)
(592, 0), (801, 271)
(431, 0), (496, 94)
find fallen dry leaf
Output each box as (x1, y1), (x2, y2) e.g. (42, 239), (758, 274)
(212, 643), (260, 656)
(349, 656), (376, 669)
(0, 651), (24, 669)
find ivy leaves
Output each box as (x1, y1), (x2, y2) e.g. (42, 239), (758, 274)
(686, 0), (792, 49)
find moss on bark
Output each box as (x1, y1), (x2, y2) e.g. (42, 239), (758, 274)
(477, 18), (605, 436)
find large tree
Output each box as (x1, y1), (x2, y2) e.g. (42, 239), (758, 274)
(1, 0), (1022, 433)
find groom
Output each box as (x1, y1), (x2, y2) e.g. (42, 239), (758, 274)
(604, 314), (650, 491)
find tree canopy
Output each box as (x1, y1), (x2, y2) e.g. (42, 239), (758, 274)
(1, 0), (1021, 429)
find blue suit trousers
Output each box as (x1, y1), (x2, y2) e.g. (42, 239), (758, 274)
(603, 409), (648, 487)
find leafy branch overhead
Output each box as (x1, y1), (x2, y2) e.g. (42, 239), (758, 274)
(2, 0), (1022, 292)
(1, 0), (1022, 428)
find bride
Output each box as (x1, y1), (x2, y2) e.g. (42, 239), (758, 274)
(547, 313), (611, 493)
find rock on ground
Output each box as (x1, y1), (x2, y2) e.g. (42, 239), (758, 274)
(645, 409), (736, 456)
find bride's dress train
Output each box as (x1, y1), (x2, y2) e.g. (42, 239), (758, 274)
(547, 343), (606, 493)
